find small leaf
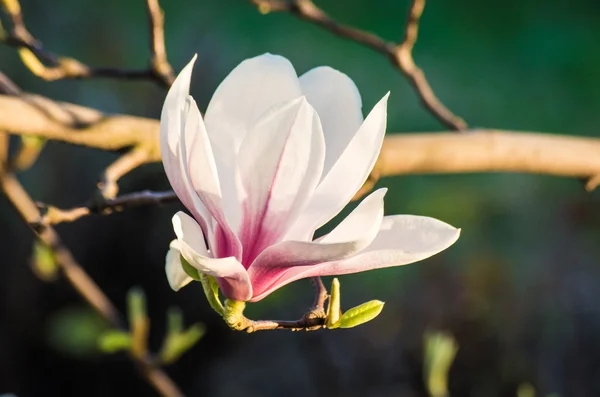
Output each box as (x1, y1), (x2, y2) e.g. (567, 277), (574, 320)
(200, 274), (224, 315)
(46, 306), (109, 357)
(180, 255), (201, 280)
(338, 300), (385, 329)
(326, 278), (342, 328)
(160, 323), (205, 365)
(98, 330), (132, 353)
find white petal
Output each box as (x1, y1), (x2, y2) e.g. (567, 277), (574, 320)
(362, 215), (460, 253)
(172, 212), (252, 301)
(236, 97), (325, 264)
(285, 93), (390, 240)
(204, 54), (303, 165)
(300, 66), (363, 176)
(160, 55), (212, 232)
(319, 188), (386, 244)
(203, 55), (303, 233)
(165, 240), (193, 291)
(181, 96), (241, 258)
(246, 189), (386, 298)
(249, 215), (460, 302)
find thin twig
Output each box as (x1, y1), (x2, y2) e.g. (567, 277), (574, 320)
(0, 0), (173, 87)
(99, 147), (155, 198)
(37, 190), (178, 227)
(0, 71), (21, 95)
(395, 0), (467, 130)
(249, 0), (467, 130)
(146, 0), (175, 86)
(310, 277), (328, 315)
(0, 172), (184, 397)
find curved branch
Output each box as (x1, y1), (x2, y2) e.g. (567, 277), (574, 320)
(250, 0), (467, 130)
(0, 173), (184, 397)
(1, 93), (599, 194)
(1, 0), (174, 87)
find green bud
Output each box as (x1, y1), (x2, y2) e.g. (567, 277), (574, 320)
(326, 278), (342, 328)
(337, 300), (385, 329)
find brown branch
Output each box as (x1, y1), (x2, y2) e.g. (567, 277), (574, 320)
(146, 0), (175, 86)
(249, 0), (467, 130)
(2, 93), (600, 202)
(0, 94), (160, 151)
(395, 0), (467, 130)
(0, 172), (184, 397)
(0, 0), (173, 87)
(357, 131), (600, 196)
(0, 93), (159, 197)
(37, 190), (178, 227)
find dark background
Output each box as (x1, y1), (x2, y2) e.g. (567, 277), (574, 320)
(2, 0), (600, 396)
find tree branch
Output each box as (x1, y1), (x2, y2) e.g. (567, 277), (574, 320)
(2, 93), (600, 195)
(249, 0), (467, 130)
(146, 0), (175, 86)
(0, 172), (184, 397)
(0, 0), (174, 87)
(37, 190), (178, 227)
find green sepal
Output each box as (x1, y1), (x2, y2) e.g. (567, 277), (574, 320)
(200, 274), (224, 315)
(98, 330), (132, 353)
(337, 300), (385, 329)
(180, 255), (201, 280)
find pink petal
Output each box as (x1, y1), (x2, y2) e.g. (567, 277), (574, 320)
(285, 93), (390, 241)
(172, 211), (252, 301)
(247, 189), (386, 300)
(236, 97), (325, 265)
(250, 214), (460, 302)
(204, 54), (304, 233)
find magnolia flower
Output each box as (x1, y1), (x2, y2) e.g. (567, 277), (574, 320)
(161, 53), (459, 303)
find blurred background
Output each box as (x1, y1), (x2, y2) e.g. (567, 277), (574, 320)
(2, 0), (600, 396)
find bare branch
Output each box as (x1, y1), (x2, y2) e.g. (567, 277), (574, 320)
(249, 0), (467, 130)
(0, 0), (173, 87)
(395, 0), (467, 130)
(0, 94), (160, 152)
(100, 147), (155, 199)
(2, 93), (600, 203)
(38, 190), (178, 227)
(0, 71), (21, 95)
(0, 172), (184, 397)
(146, 0), (175, 86)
